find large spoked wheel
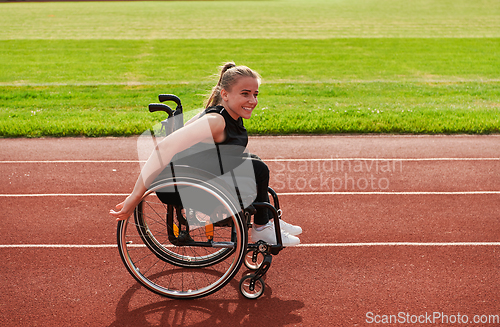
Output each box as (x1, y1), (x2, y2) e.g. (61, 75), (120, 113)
(117, 176), (247, 299)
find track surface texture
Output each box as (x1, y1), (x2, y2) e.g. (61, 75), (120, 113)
(1, 135), (500, 327)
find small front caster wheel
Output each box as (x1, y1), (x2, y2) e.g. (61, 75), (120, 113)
(239, 274), (265, 299)
(244, 250), (264, 270)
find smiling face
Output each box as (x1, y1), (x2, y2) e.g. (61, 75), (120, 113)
(220, 76), (259, 120)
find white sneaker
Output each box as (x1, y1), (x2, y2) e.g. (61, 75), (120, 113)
(278, 220), (302, 236)
(251, 223), (300, 247)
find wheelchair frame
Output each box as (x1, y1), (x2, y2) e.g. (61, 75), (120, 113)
(117, 94), (284, 299)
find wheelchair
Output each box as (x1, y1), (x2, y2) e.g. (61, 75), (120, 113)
(117, 94), (285, 299)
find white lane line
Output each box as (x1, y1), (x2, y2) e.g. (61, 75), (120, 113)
(0, 158), (499, 163)
(0, 193), (130, 197)
(1, 242), (500, 249)
(266, 158), (500, 162)
(1, 191), (500, 197)
(0, 244), (118, 248)
(297, 242), (500, 247)
(279, 191), (500, 195)
(0, 160), (142, 163)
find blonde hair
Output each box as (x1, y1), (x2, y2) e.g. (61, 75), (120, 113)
(205, 62), (261, 109)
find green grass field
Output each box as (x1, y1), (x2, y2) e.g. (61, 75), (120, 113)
(1, 0), (499, 137)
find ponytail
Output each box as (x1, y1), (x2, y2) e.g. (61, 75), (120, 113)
(205, 62), (261, 109)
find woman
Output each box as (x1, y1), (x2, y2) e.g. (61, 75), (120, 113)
(110, 62), (302, 246)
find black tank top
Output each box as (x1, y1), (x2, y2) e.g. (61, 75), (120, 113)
(173, 105), (247, 175)
(201, 105), (248, 148)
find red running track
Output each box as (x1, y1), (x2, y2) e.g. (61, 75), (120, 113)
(1, 135), (499, 327)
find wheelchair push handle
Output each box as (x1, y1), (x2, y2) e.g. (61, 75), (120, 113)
(149, 103), (174, 116)
(159, 94), (181, 105)
(149, 94), (184, 135)
(159, 94), (183, 115)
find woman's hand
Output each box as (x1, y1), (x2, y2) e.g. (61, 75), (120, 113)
(109, 193), (143, 221)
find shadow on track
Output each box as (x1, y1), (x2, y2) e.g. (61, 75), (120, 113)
(108, 271), (304, 327)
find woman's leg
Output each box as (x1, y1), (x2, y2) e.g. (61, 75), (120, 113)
(248, 154), (271, 226)
(246, 153), (301, 246)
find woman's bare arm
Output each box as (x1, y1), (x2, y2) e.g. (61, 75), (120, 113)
(109, 113), (225, 221)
